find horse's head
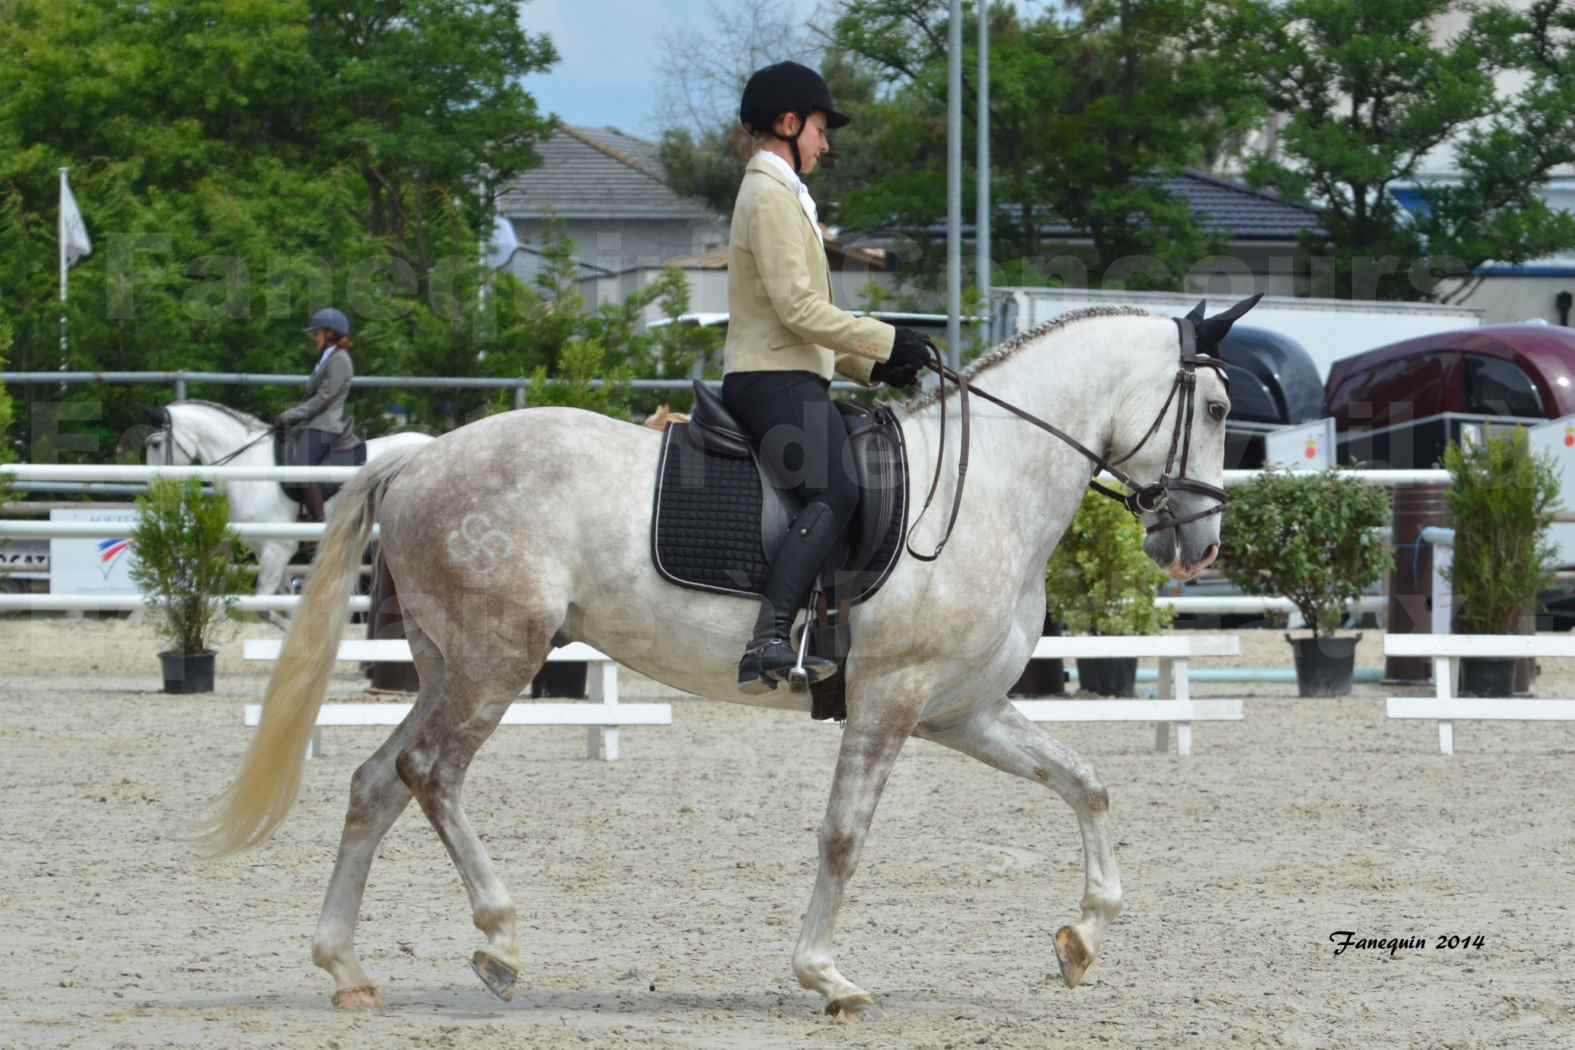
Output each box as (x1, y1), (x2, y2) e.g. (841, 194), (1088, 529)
(1109, 295), (1259, 581)
(142, 406), (194, 466)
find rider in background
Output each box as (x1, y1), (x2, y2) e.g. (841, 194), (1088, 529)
(275, 307), (354, 521)
(722, 61), (931, 694)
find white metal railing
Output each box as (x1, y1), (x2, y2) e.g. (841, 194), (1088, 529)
(0, 520), (372, 542)
(0, 593), (369, 613)
(1, 464), (358, 483)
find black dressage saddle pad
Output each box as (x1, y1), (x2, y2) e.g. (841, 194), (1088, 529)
(649, 391), (908, 607)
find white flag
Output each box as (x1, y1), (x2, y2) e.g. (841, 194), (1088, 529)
(60, 174), (92, 267)
(485, 213), (518, 270)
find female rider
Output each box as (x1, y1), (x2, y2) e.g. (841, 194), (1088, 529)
(722, 61), (931, 694)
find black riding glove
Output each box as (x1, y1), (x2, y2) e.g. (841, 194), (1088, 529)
(871, 327), (932, 389)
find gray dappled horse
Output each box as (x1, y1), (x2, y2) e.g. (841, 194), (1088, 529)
(194, 301), (1250, 1019)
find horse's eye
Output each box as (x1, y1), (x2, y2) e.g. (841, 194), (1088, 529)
(1207, 402), (1227, 423)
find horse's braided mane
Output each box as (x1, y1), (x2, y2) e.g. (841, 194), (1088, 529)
(175, 399), (270, 431)
(898, 305), (1151, 414)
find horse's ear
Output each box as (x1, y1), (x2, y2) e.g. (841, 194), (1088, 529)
(1197, 293), (1263, 349)
(1185, 300), (1206, 324)
(143, 407), (169, 427)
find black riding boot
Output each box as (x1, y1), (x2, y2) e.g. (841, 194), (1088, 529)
(738, 501), (841, 694)
(301, 483), (326, 523)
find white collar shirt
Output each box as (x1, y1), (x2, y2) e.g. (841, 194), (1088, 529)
(755, 149), (824, 246)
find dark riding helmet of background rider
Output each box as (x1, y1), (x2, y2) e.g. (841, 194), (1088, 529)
(304, 307), (350, 340)
(739, 61), (849, 174)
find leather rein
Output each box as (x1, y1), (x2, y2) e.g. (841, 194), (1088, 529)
(905, 317), (1231, 562)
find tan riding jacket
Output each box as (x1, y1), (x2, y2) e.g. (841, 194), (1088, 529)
(722, 154), (895, 384)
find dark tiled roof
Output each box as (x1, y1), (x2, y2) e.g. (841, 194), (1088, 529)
(499, 125), (721, 222)
(1163, 170), (1323, 240)
(907, 170), (1323, 242)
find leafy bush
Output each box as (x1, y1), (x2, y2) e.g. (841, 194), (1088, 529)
(1443, 430), (1559, 634)
(1046, 488), (1175, 636)
(1219, 470), (1391, 638)
(129, 478), (253, 656)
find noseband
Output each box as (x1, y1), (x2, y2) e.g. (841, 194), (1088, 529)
(906, 317), (1230, 561)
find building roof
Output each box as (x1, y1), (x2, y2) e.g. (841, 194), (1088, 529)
(658, 238), (888, 273)
(1164, 170), (1323, 240)
(499, 125), (722, 222)
(907, 169), (1323, 243)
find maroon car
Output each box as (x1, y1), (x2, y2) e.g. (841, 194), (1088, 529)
(1325, 324), (1575, 467)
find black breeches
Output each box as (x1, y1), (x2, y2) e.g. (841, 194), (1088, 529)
(295, 428), (335, 466)
(721, 370), (859, 529)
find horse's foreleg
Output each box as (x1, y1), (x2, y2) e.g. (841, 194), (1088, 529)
(915, 697), (1121, 989)
(252, 540), (297, 629)
(396, 651), (540, 1002)
(312, 624), (444, 1008)
(792, 697), (921, 1021)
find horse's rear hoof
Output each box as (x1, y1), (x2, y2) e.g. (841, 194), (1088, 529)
(826, 994), (881, 1023)
(470, 948), (519, 1001)
(331, 985), (383, 1010)
(1054, 926), (1092, 989)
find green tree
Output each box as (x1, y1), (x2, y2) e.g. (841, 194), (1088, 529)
(825, 0), (1265, 288)
(0, 0), (557, 454)
(1238, 0), (1575, 301)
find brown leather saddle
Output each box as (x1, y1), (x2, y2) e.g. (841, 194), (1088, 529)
(651, 380), (910, 719)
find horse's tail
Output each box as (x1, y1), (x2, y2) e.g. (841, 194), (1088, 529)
(192, 445), (423, 858)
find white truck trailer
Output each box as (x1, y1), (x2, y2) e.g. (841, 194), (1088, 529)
(991, 288), (1484, 382)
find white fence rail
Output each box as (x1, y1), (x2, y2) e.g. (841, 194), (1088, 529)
(0, 593), (369, 613)
(1, 464), (359, 483)
(1384, 634), (1575, 754)
(1013, 634), (1244, 755)
(0, 520), (373, 542)
(242, 639), (669, 762)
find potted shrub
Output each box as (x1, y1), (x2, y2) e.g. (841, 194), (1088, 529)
(129, 477), (251, 693)
(1220, 470), (1390, 696)
(1443, 430), (1558, 697)
(1044, 488), (1175, 696)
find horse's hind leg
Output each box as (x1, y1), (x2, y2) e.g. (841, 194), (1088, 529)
(395, 627), (549, 1002)
(311, 623), (445, 1009)
(915, 697), (1121, 990)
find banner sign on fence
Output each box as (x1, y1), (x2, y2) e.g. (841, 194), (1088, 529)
(49, 509), (139, 595)
(1264, 418), (1335, 471)
(1529, 414), (1575, 565)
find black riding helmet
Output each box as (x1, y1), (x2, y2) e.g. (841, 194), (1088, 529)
(739, 61), (849, 174)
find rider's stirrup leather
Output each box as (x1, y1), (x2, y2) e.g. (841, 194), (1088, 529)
(737, 635), (835, 695)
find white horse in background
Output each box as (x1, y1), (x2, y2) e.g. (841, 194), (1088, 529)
(195, 302), (1253, 1019)
(144, 401), (432, 599)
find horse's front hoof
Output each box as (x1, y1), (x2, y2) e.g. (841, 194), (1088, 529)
(330, 985), (383, 1010)
(826, 993), (881, 1023)
(470, 948), (519, 1001)
(1054, 925), (1093, 989)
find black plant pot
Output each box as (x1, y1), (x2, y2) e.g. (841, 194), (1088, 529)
(160, 650), (216, 694)
(1460, 657), (1516, 698)
(530, 661), (588, 699)
(1077, 657), (1137, 697)
(1009, 615), (1065, 697)
(1288, 634), (1359, 697)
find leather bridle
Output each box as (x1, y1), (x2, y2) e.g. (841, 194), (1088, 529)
(905, 317), (1231, 562)
(146, 409), (273, 468)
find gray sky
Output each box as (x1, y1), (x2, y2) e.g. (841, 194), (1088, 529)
(519, 0), (1053, 139)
